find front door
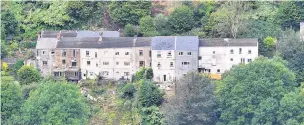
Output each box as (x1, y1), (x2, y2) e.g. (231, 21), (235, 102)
(164, 75), (166, 82)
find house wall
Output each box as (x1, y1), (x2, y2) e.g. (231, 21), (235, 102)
(80, 49), (100, 79)
(152, 50), (176, 82)
(198, 46), (258, 74)
(175, 50), (198, 79)
(54, 49), (81, 80)
(36, 49), (55, 77)
(133, 46), (152, 72)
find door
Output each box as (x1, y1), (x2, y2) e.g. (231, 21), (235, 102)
(164, 75), (166, 82)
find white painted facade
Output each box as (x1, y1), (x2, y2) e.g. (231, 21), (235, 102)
(152, 50), (176, 82)
(80, 49), (100, 79)
(198, 46), (258, 74)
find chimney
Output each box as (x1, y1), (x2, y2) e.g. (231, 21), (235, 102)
(56, 33), (60, 40)
(133, 35), (137, 47)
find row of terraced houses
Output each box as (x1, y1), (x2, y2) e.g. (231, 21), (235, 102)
(35, 30), (258, 83)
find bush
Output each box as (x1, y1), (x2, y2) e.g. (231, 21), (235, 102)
(17, 65), (41, 85)
(138, 80), (164, 107)
(120, 83), (136, 99)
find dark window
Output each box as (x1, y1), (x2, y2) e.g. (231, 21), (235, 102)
(62, 50), (66, 57)
(95, 52), (97, 58)
(51, 50), (55, 54)
(168, 51), (172, 56)
(116, 62), (119, 65)
(125, 52), (129, 55)
(248, 50), (252, 54)
(230, 49), (234, 54)
(198, 56), (202, 60)
(43, 61), (47, 66)
(37, 50), (39, 56)
(139, 50), (143, 56)
(139, 61), (145, 67)
(248, 59), (252, 62)
(230, 58), (233, 61)
(87, 61), (90, 66)
(170, 62), (174, 67)
(86, 51), (89, 56)
(115, 52), (119, 55)
(239, 48), (242, 54)
(178, 52), (183, 55)
(149, 51), (152, 57)
(187, 52), (191, 55)
(157, 62), (161, 67)
(42, 51), (45, 54)
(72, 50), (76, 57)
(217, 69), (220, 73)
(72, 62), (77, 67)
(62, 60), (66, 65)
(213, 51), (215, 54)
(96, 63), (98, 67)
(157, 51), (161, 58)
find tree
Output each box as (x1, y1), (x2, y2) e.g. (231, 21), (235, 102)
(138, 80), (164, 107)
(276, 1), (302, 31)
(140, 106), (164, 125)
(17, 65), (41, 85)
(120, 83), (136, 99)
(107, 1), (152, 27)
(1, 43), (7, 59)
(277, 29), (304, 60)
(154, 14), (172, 36)
(124, 24), (137, 37)
(168, 5), (195, 34)
(210, 1), (251, 38)
(288, 52), (304, 83)
(2, 62), (9, 72)
(136, 67), (146, 81)
(163, 72), (218, 125)
(139, 16), (158, 37)
(1, 10), (19, 36)
(13, 60), (24, 75)
(264, 36), (276, 48)
(218, 57), (297, 125)
(144, 68), (153, 80)
(17, 81), (89, 125)
(1, 82), (23, 124)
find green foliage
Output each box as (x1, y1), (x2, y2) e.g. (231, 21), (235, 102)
(1, 76), (15, 83)
(138, 80), (164, 107)
(2, 62), (9, 72)
(17, 65), (41, 85)
(169, 5), (195, 34)
(163, 72), (218, 125)
(1, 9), (19, 36)
(136, 67), (146, 81)
(13, 60), (24, 74)
(108, 1), (152, 27)
(1, 82), (23, 124)
(154, 14), (172, 36)
(288, 52), (304, 83)
(121, 83), (136, 99)
(277, 29), (304, 60)
(17, 81), (89, 125)
(124, 24), (137, 37)
(276, 1), (302, 31)
(139, 16), (158, 37)
(263, 36), (276, 48)
(1, 43), (7, 59)
(145, 67), (153, 80)
(21, 83), (38, 99)
(140, 106), (164, 125)
(218, 57), (297, 125)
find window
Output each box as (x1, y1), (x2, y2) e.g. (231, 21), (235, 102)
(90, 72), (93, 76)
(157, 62), (161, 67)
(125, 52), (129, 55)
(95, 52), (97, 58)
(62, 60), (66, 65)
(149, 51), (152, 57)
(72, 50), (76, 57)
(230, 49), (234, 54)
(51, 50), (55, 55)
(230, 58), (233, 61)
(248, 59), (252, 62)
(116, 62), (119, 65)
(103, 62), (109, 65)
(178, 52), (183, 55)
(124, 62), (130, 66)
(187, 52), (191, 55)
(102, 71), (109, 76)
(217, 69), (221, 73)
(167, 51), (172, 56)
(62, 50), (66, 57)
(170, 62), (174, 67)
(139, 61), (145, 67)
(86, 51), (89, 56)
(198, 56), (202, 60)
(42, 51), (46, 54)
(182, 62), (190, 65)
(43, 61), (47, 66)
(139, 50), (143, 56)
(157, 51), (161, 58)
(124, 72), (130, 76)
(72, 62), (77, 67)
(213, 51), (215, 54)
(87, 61), (91, 66)
(37, 50), (39, 56)
(239, 48), (242, 54)
(74, 72), (78, 76)
(241, 58), (245, 64)
(96, 63), (98, 67)
(115, 52), (119, 55)
(54, 72), (60, 76)
(248, 50), (252, 54)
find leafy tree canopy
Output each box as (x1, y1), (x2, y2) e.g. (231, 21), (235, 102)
(17, 65), (41, 85)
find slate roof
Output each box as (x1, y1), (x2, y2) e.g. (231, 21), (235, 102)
(36, 38), (58, 49)
(151, 36), (199, 50)
(56, 37), (151, 48)
(102, 31), (120, 37)
(199, 38), (258, 47)
(152, 36), (175, 50)
(41, 31), (59, 38)
(1, 57), (18, 64)
(77, 30), (101, 37)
